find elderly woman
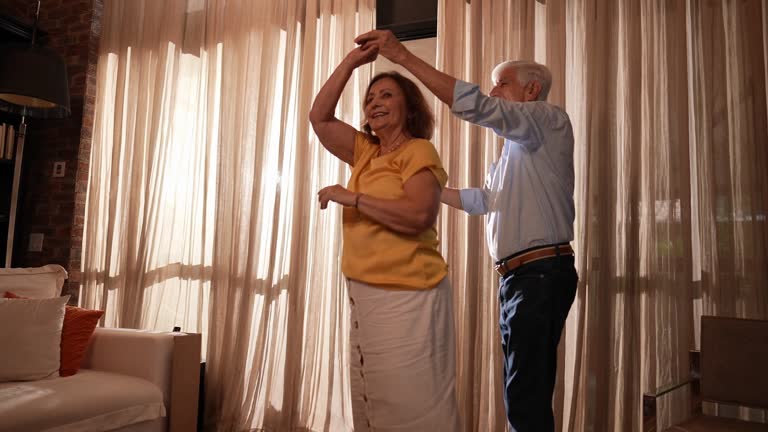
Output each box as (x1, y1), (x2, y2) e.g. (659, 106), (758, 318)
(309, 44), (460, 432)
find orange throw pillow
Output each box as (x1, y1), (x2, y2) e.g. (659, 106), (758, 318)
(4, 292), (104, 376)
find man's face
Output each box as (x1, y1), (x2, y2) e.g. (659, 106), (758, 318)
(489, 67), (527, 102)
(490, 66), (544, 102)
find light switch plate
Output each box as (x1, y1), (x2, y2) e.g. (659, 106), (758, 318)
(53, 161), (66, 177)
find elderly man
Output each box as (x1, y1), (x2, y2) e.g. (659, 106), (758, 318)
(355, 30), (578, 431)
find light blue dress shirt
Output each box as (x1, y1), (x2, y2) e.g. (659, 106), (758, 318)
(452, 80), (575, 262)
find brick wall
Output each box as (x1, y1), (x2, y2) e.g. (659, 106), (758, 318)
(0, 0), (28, 19)
(1, 0), (103, 302)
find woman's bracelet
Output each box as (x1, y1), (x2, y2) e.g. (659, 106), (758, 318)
(354, 193), (362, 208)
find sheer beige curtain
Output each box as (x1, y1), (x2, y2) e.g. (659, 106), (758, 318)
(81, 0), (374, 430)
(436, 0), (768, 431)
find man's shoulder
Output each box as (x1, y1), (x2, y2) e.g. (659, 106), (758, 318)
(520, 101), (572, 127)
(523, 100), (567, 115)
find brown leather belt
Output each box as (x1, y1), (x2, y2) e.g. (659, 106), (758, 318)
(494, 244), (574, 276)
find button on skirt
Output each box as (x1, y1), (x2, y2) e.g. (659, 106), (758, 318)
(347, 276), (460, 432)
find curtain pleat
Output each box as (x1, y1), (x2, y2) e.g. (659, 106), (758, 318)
(83, 0), (768, 430)
(83, 0), (373, 430)
(435, 0), (768, 431)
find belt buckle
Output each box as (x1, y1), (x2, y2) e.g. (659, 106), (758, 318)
(494, 260), (510, 276)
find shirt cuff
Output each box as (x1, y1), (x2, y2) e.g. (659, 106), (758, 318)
(459, 188), (488, 215)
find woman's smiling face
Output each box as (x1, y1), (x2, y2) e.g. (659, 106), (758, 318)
(364, 77), (408, 133)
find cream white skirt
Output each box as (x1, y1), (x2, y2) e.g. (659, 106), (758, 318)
(347, 276), (460, 432)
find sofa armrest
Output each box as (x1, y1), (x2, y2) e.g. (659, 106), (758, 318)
(83, 328), (175, 388)
(82, 328), (202, 432)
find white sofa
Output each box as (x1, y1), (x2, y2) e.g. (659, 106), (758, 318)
(0, 265), (201, 432)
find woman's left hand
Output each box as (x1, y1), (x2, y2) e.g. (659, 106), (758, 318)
(343, 43), (380, 69)
(318, 185), (358, 209)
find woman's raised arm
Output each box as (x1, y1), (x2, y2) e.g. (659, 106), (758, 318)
(309, 44), (379, 165)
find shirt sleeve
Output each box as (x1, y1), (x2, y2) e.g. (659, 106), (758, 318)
(459, 188), (489, 215)
(451, 80), (564, 152)
(398, 139), (448, 188)
(458, 160), (494, 215)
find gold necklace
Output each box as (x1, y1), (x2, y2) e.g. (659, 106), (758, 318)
(378, 136), (408, 156)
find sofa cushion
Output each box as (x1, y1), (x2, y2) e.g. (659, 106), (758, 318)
(0, 296), (68, 382)
(58, 305), (105, 376)
(5, 292), (104, 376)
(0, 369), (166, 432)
(0, 265), (68, 299)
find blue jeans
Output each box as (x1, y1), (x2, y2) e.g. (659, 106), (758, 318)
(498, 254), (578, 432)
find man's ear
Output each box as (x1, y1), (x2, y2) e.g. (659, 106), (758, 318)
(525, 80), (542, 102)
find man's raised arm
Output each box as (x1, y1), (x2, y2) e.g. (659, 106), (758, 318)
(355, 30), (457, 107)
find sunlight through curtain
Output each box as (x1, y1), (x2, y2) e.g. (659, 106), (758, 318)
(82, 0), (768, 430)
(81, 0), (374, 430)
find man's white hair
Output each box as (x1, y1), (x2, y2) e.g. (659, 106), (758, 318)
(491, 60), (552, 101)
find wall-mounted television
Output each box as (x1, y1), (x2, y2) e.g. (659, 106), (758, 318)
(376, 0), (437, 41)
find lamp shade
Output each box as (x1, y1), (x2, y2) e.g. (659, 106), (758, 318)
(0, 42), (70, 118)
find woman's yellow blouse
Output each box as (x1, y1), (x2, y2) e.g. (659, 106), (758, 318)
(341, 133), (449, 290)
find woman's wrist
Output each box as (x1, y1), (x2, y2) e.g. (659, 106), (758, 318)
(354, 193), (362, 208)
(341, 56), (359, 71)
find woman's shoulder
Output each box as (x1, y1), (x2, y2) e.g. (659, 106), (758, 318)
(408, 137), (435, 146)
(401, 138), (440, 157)
(397, 137), (447, 185)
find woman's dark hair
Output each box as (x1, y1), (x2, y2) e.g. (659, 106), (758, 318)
(362, 72), (434, 142)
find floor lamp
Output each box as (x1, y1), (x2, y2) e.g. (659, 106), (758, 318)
(0, 1), (70, 267)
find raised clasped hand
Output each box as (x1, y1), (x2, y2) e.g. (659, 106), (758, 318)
(345, 43), (380, 68)
(354, 30), (406, 64)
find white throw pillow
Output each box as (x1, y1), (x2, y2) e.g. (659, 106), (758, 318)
(0, 264), (68, 298)
(0, 295), (69, 381)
